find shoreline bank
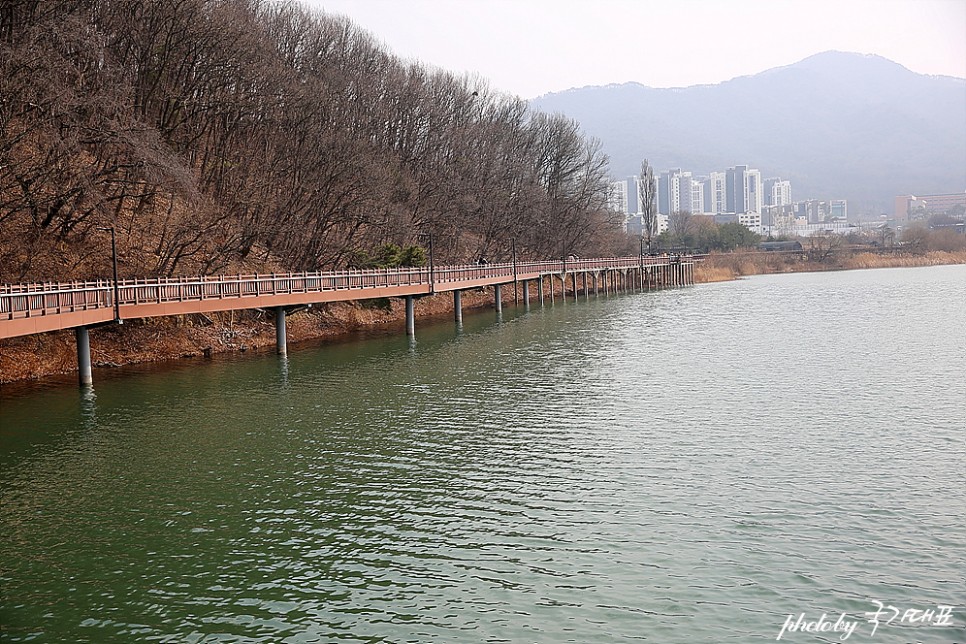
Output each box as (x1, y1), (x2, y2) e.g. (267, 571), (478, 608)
(2, 251), (964, 386)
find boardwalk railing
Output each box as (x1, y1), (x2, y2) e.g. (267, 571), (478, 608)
(0, 281), (114, 318)
(1, 255), (693, 339)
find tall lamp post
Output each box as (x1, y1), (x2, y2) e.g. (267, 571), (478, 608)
(511, 238), (518, 305)
(97, 226), (120, 323)
(639, 234), (645, 290)
(418, 232), (435, 294)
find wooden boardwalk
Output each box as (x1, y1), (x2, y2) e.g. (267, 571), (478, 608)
(1, 255), (695, 384)
(1, 255), (695, 340)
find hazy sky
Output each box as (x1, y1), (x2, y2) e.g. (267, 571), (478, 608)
(305, 0), (966, 99)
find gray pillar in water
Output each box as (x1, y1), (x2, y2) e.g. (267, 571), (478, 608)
(494, 283), (502, 314)
(538, 274), (545, 306)
(522, 280), (530, 307)
(275, 307), (287, 356)
(405, 295), (415, 337)
(453, 290), (463, 325)
(76, 326), (92, 386)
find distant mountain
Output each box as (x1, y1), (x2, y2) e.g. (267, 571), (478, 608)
(530, 52), (966, 216)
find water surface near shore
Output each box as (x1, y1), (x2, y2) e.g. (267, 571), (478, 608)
(2, 265), (964, 642)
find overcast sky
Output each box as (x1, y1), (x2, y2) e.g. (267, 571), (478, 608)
(304, 0), (966, 99)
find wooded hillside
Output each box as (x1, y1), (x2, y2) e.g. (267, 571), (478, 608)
(1, 0), (625, 282)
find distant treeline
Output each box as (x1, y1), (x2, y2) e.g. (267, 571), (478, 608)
(0, 0), (625, 282)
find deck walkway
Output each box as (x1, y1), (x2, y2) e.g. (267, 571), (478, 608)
(1, 254), (695, 384)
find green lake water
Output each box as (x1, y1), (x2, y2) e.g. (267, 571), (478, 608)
(2, 264), (964, 643)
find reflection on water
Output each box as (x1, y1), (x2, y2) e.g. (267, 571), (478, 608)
(1, 265), (964, 643)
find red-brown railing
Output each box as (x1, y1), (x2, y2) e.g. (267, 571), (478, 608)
(1, 255), (692, 327)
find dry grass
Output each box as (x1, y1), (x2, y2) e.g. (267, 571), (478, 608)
(693, 249), (966, 283)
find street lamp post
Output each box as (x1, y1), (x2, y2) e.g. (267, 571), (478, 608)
(639, 235), (645, 291)
(418, 232), (435, 294)
(97, 226), (120, 323)
(511, 238), (518, 306)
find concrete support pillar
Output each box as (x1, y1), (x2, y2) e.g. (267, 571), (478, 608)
(538, 274), (545, 306)
(604, 270), (610, 296)
(405, 295), (415, 337)
(76, 326), (92, 386)
(522, 280), (530, 308)
(571, 272), (578, 301)
(494, 283), (502, 314)
(593, 273), (599, 296)
(550, 276), (555, 304)
(275, 307), (287, 356)
(582, 272), (589, 299)
(454, 290), (463, 325)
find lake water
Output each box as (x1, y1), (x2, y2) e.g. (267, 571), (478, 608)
(1, 265), (964, 643)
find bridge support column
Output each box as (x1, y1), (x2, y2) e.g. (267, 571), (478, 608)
(454, 290), (463, 325)
(494, 284), (502, 314)
(571, 272), (578, 302)
(538, 275), (545, 306)
(275, 307), (287, 356)
(522, 280), (530, 308)
(405, 296), (415, 337)
(76, 326), (92, 386)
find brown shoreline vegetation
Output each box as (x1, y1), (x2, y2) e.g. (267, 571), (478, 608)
(692, 248), (966, 282)
(2, 250), (964, 386)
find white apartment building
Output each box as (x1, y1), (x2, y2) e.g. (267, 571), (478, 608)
(764, 178), (792, 207)
(704, 172), (726, 214)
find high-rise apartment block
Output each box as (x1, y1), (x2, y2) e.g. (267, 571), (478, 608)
(704, 172), (726, 214)
(764, 178), (792, 207)
(725, 165), (762, 215)
(613, 161), (849, 236)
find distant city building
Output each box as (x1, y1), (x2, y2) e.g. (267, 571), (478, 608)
(704, 172), (727, 214)
(725, 165), (762, 214)
(894, 193), (966, 220)
(737, 212), (763, 234)
(613, 161), (864, 238)
(829, 199), (848, 220)
(658, 169), (682, 215)
(797, 199), (832, 224)
(690, 179), (705, 214)
(764, 178), (792, 207)
(626, 213), (669, 236)
(608, 179), (629, 215)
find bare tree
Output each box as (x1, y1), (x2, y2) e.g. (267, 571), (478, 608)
(668, 210), (696, 249)
(638, 159), (657, 254)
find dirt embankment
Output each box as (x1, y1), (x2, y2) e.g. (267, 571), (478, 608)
(3, 251), (964, 385)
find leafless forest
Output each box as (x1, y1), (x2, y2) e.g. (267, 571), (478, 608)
(0, 0), (628, 282)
